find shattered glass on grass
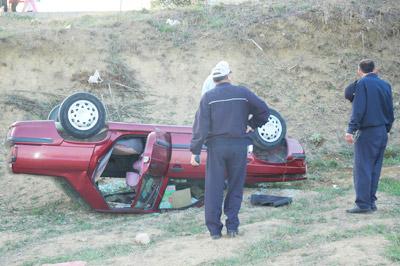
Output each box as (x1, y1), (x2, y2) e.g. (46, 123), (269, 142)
(97, 178), (131, 195)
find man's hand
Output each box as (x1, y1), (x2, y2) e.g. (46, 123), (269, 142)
(246, 126), (254, 133)
(190, 154), (200, 167)
(345, 133), (354, 144)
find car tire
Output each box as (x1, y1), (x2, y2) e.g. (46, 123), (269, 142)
(47, 104), (60, 121)
(251, 108), (287, 150)
(58, 92), (106, 139)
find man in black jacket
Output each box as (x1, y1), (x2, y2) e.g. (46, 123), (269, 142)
(345, 59), (395, 214)
(190, 61), (269, 239)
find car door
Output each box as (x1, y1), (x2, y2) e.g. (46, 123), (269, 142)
(132, 131), (171, 211)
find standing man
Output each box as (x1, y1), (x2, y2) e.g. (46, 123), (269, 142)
(190, 61), (269, 239)
(345, 59), (394, 214)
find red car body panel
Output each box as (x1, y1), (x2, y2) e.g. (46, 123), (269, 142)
(7, 120), (307, 213)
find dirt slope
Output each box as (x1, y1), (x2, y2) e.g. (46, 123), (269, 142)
(0, 1), (399, 152)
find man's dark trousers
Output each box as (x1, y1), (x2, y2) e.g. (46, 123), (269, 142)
(353, 125), (388, 209)
(205, 138), (248, 236)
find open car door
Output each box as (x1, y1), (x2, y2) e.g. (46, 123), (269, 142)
(132, 131), (171, 211)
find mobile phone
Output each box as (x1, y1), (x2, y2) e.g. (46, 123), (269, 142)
(195, 155), (200, 164)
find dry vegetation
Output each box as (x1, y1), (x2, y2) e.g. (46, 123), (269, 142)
(0, 0), (399, 265)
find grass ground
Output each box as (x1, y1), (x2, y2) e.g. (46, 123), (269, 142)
(1, 162), (399, 265)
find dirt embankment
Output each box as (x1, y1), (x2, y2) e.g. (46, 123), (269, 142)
(0, 1), (399, 154)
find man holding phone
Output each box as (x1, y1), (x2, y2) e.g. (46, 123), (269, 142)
(345, 59), (394, 214)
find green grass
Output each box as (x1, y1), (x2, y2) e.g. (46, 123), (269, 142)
(308, 158), (341, 171)
(1, 13), (33, 21)
(242, 185), (348, 227)
(2, 173), (399, 265)
(156, 210), (205, 236)
(148, 19), (177, 33)
(210, 225), (305, 266)
(271, 4), (288, 16)
(207, 17), (227, 29)
(314, 186), (349, 201)
(379, 178), (400, 196)
(386, 232), (400, 262)
(383, 146), (400, 165)
(209, 222), (398, 265)
(0, 196), (151, 257)
(21, 244), (135, 266)
(306, 144), (400, 172)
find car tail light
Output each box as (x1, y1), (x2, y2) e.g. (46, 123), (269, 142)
(8, 146), (17, 164)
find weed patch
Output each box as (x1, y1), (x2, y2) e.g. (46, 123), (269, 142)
(156, 210), (205, 237)
(309, 133), (325, 147)
(386, 230), (400, 262)
(307, 144), (400, 172)
(383, 146), (400, 166)
(148, 19), (177, 33)
(379, 178), (400, 196)
(209, 225), (305, 265)
(21, 244), (135, 266)
(1, 92), (64, 120)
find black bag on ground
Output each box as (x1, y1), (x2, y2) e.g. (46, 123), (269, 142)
(250, 194), (292, 207)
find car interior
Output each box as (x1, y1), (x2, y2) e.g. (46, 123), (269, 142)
(91, 134), (205, 211)
(92, 135), (146, 209)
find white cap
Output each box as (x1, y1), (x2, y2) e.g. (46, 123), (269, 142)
(211, 61), (231, 78)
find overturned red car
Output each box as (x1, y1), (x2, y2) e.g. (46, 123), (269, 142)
(6, 93), (306, 213)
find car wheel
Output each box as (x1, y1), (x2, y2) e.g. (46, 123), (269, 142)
(252, 109), (287, 149)
(47, 104), (60, 121)
(58, 92), (106, 139)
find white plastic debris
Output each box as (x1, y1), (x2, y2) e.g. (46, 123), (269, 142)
(135, 233), (151, 245)
(247, 145), (253, 155)
(88, 70), (103, 84)
(166, 19), (181, 26)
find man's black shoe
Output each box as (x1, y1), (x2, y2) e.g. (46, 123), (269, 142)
(227, 230), (239, 238)
(346, 206), (373, 214)
(371, 205), (377, 212)
(211, 234), (222, 240)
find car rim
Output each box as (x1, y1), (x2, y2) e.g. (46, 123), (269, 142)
(257, 114), (282, 143)
(67, 100), (99, 130)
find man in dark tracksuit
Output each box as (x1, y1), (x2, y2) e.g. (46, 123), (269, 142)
(190, 62), (269, 239)
(345, 59), (395, 214)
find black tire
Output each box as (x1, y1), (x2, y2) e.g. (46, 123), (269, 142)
(47, 104), (60, 121)
(58, 92), (106, 139)
(251, 108), (287, 150)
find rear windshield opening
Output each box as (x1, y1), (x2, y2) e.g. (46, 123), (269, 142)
(93, 135), (146, 209)
(253, 141), (288, 163)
